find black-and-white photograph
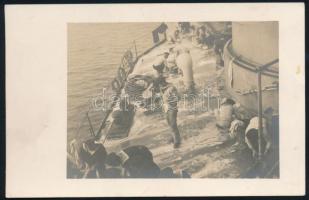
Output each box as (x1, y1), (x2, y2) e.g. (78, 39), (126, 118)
(67, 22), (279, 179)
(6, 2), (306, 197)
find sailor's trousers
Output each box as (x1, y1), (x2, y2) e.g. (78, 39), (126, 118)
(166, 110), (181, 144)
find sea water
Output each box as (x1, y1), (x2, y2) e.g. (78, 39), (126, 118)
(68, 23), (161, 140)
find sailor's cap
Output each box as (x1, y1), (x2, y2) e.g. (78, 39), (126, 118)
(162, 49), (170, 54)
(153, 56), (165, 67)
(264, 107), (274, 114)
(220, 98), (235, 105)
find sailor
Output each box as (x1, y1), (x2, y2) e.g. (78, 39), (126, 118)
(163, 49), (170, 60)
(105, 145), (161, 178)
(215, 98), (236, 130)
(178, 22), (191, 34)
(103, 152), (126, 178)
(152, 57), (181, 148)
(245, 107), (273, 158)
(153, 56), (169, 78)
(229, 119), (246, 148)
(214, 37), (226, 67)
(162, 49), (171, 74)
(196, 26), (206, 45)
(159, 77), (182, 148)
(70, 137), (107, 178)
(165, 48), (183, 76)
(171, 29), (181, 43)
(188, 25), (196, 40)
(204, 29), (214, 48)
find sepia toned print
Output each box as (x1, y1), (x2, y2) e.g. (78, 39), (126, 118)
(67, 22), (279, 179)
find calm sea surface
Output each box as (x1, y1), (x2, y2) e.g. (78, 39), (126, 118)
(68, 23), (161, 140)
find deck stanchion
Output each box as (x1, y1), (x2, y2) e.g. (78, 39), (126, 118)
(86, 111), (95, 137)
(257, 70), (263, 160)
(256, 59), (278, 161)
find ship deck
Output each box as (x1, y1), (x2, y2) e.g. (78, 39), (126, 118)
(102, 37), (266, 178)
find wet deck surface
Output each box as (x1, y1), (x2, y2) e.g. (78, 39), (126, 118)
(102, 38), (262, 178)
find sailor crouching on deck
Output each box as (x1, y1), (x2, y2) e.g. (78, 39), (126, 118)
(152, 58), (181, 148)
(245, 107), (273, 159)
(69, 138), (107, 178)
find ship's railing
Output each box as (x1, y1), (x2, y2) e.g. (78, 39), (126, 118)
(225, 39), (279, 78)
(71, 23), (168, 142)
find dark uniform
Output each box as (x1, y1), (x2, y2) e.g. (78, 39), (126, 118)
(153, 58), (181, 148)
(159, 83), (181, 148)
(105, 145), (160, 178)
(73, 138), (107, 178)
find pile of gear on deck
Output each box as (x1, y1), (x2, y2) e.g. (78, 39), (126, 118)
(167, 22), (231, 67)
